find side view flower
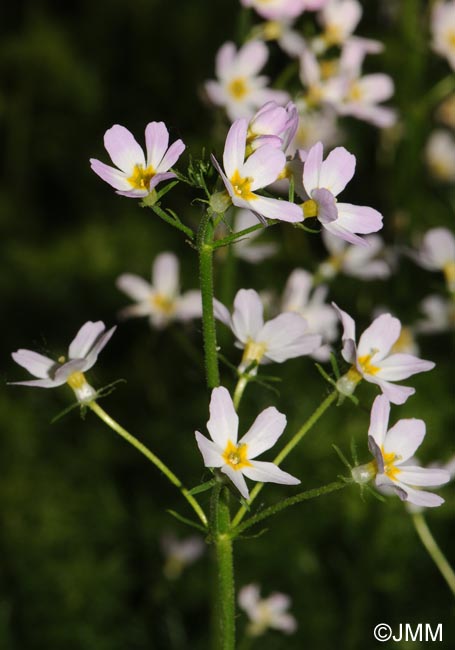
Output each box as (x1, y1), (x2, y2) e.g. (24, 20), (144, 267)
(212, 118), (303, 223)
(410, 227), (455, 293)
(90, 122), (185, 197)
(205, 40), (289, 121)
(116, 252), (202, 329)
(318, 231), (391, 279)
(11, 321), (116, 403)
(353, 395), (450, 507)
(238, 583), (297, 637)
(214, 288), (322, 371)
(333, 304), (435, 404)
(161, 533), (205, 580)
(296, 141), (383, 245)
(195, 386), (300, 499)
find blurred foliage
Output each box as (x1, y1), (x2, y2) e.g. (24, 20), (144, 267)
(0, 1), (454, 649)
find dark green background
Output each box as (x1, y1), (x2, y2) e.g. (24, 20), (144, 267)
(1, 1), (453, 648)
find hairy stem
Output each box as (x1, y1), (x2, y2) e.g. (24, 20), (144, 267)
(199, 210), (220, 389)
(88, 401), (207, 527)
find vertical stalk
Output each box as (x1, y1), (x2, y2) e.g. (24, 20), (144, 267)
(211, 485), (235, 650)
(412, 512), (455, 597)
(198, 210), (220, 389)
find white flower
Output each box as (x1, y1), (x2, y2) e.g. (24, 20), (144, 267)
(240, 0), (307, 21)
(116, 252), (202, 329)
(366, 395), (450, 507)
(281, 269), (338, 360)
(333, 304), (435, 405)
(231, 209), (279, 263)
(11, 321), (116, 403)
(214, 288), (322, 371)
(411, 227), (455, 292)
(431, 0), (455, 70)
(415, 294), (455, 334)
(205, 40), (289, 121)
(238, 583), (297, 637)
(161, 534), (205, 580)
(425, 130), (455, 183)
(195, 386), (300, 499)
(319, 230), (391, 279)
(319, 0), (362, 47)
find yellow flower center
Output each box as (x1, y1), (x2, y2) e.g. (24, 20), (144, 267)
(230, 169), (256, 201)
(381, 448), (402, 481)
(358, 351), (380, 375)
(66, 371), (87, 391)
(150, 293), (175, 315)
(222, 440), (251, 471)
(228, 77), (248, 100)
(242, 339), (268, 366)
(447, 29), (455, 49)
(262, 20), (283, 41)
(324, 25), (343, 46)
(127, 164), (156, 191)
(320, 59), (339, 80)
(327, 252), (346, 272)
(443, 261), (455, 289)
(306, 85), (323, 107)
(302, 199), (318, 218)
(348, 82), (363, 102)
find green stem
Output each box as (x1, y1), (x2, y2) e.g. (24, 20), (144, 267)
(198, 210), (220, 389)
(232, 390), (337, 527)
(211, 485), (235, 650)
(233, 481), (348, 537)
(233, 375), (249, 410)
(150, 203), (195, 240)
(412, 512), (455, 597)
(88, 401), (207, 528)
(212, 223), (266, 250)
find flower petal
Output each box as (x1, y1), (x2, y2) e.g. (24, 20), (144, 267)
(9, 378), (62, 388)
(145, 121), (169, 169)
(213, 298), (232, 328)
(367, 394), (390, 449)
(242, 460), (300, 486)
(232, 289), (264, 342)
(11, 350), (55, 379)
(221, 465), (250, 499)
(157, 139), (185, 173)
(116, 273), (153, 301)
(312, 188), (338, 224)
(243, 146), (286, 189)
(207, 386), (239, 447)
(303, 141), (323, 195)
(398, 466), (450, 487)
(103, 124), (145, 174)
(68, 321), (106, 360)
(234, 40), (268, 76)
(223, 119), (248, 178)
(357, 313), (401, 362)
(153, 252), (179, 297)
(335, 203), (383, 235)
(240, 406), (287, 458)
(195, 431), (224, 467)
(383, 418), (425, 462)
(331, 302), (357, 363)
(89, 159), (131, 191)
(83, 326), (116, 370)
(318, 147), (356, 196)
(375, 353), (435, 381)
(249, 196), (303, 222)
(260, 313), (321, 362)
(175, 291), (202, 320)
(372, 377), (415, 405)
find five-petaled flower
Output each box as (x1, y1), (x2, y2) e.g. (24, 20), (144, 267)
(11, 321), (116, 403)
(238, 583), (297, 637)
(296, 141), (383, 245)
(116, 252), (202, 329)
(214, 288), (322, 372)
(195, 386), (300, 499)
(354, 395), (450, 507)
(90, 122), (185, 197)
(333, 304), (435, 404)
(212, 118), (303, 223)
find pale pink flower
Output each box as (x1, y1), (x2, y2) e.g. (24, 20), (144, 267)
(333, 304), (435, 405)
(239, 583), (297, 636)
(281, 269), (338, 360)
(116, 252), (201, 329)
(214, 288), (322, 371)
(410, 227), (455, 292)
(318, 0), (362, 47)
(195, 386), (300, 499)
(11, 321), (116, 403)
(247, 101), (299, 153)
(431, 1), (455, 70)
(205, 41), (289, 121)
(298, 47), (346, 109)
(415, 294), (455, 334)
(161, 534), (204, 579)
(319, 231), (390, 279)
(425, 130), (455, 183)
(365, 395), (450, 507)
(212, 118), (303, 223)
(240, 0), (307, 21)
(297, 141), (383, 245)
(90, 122), (185, 197)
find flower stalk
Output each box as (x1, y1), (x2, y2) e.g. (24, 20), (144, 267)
(412, 512), (455, 597)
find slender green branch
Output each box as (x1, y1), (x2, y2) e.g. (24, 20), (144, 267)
(233, 481), (348, 537)
(412, 512), (455, 597)
(211, 485), (236, 650)
(198, 210), (220, 388)
(212, 223), (266, 250)
(233, 375), (249, 410)
(150, 203), (195, 240)
(88, 401), (207, 527)
(417, 73), (455, 115)
(232, 390), (338, 527)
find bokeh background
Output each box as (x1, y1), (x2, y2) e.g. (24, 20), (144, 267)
(0, 1), (453, 648)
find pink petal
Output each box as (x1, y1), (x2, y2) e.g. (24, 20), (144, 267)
(376, 353), (435, 381)
(383, 418), (425, 462)
(240, 407), (287, 458)
(398, 466), (450, 487)
(11, 349), (55, 379)
(83, 326), (116, 370)
(303, 141), (324, 195)
(398, 485), (445, 508)
(322, 219), (370, 247)
(175, 291), (202, 320)
(145, 122), (169, 169)
(215, 42), (236, 79)
(207, 386), (239, 447)
(335, 203), (383, 235)
(331, 302), (357, 363)
(232, 289), (264, 342)
(318, 147), (356, 196)
(250, 196), (303, 222)
(367, 394), (390, 449)
(223, 119), (248, 178)
(69, 321), (106, 360)
(243, 146), (286, 189)
(195, 431), (224, 467)
(312, 188), (338, 223)
(234, 40), (268, 76)
(89, 159), (132, 191)
(157, 139), (185, 172)
(103, 124), (145, 173)
(213, 298), (232, 328)
(373, 377), (415, 405)
(357, 313), (401, 362)
(10, 378), (62, 388)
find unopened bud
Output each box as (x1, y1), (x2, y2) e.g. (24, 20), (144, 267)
(351, 461), (377, 485)
(209, 191), (232, 214)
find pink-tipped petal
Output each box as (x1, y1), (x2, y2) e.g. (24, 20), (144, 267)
(11, 350), (55, 379)
(103, 124), (145, 173)
(157, 139), (186, 172)
(195, 431), (224, 467)
(332, 302), (357, 362)
(374, 378), (415, 405)
(89, 159), (132, 191)
(303, 141), (324, 195)
(240, 407), (287, 458)
(145, 122), (169, 169)
(207, 386), (239, 447)
(367, 394), (390, 449)
(223, 119), (248, 178)
(318, 147), (356, 196)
